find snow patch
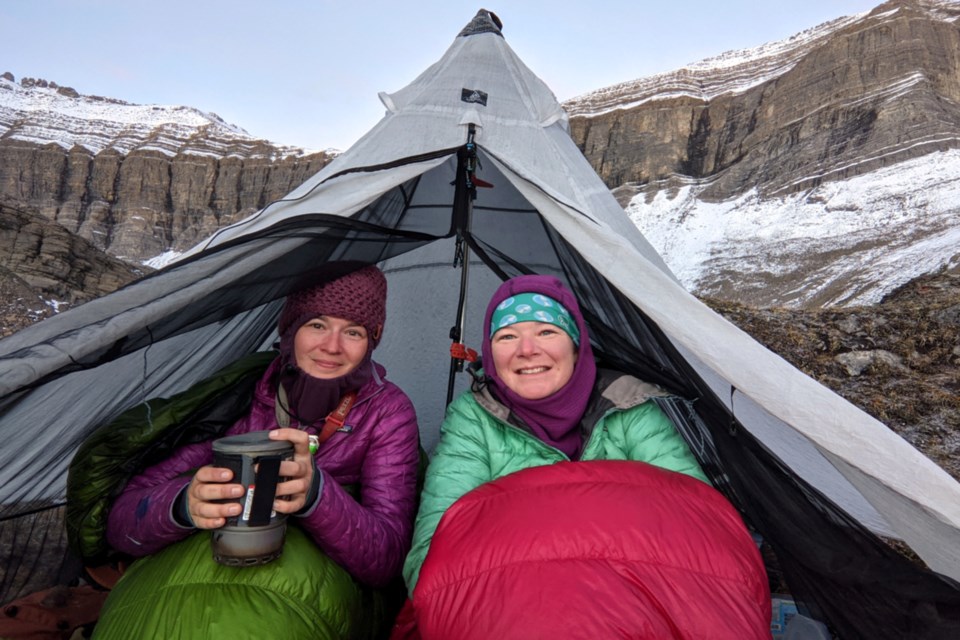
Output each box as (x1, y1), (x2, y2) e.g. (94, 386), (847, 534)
(627, 149), (960, 307)
(42, 299), (67, 313)
(144, 251), (183, 269)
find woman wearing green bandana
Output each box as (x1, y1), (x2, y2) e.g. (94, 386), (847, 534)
(391, 275), (768, 639)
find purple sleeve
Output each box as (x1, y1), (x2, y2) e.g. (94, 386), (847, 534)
(296, 387), (421, 588)
(104, 360), (281, 557)
(104, 438), (215, 556)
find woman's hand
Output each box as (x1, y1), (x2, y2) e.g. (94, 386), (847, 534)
(185, 466), (245, 530)
(269, 428), (316, 514)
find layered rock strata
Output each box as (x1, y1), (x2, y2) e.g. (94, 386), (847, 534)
(0, 203), (144, 336)
(565, 0), (960, 200)
(0, 73), (334, 261)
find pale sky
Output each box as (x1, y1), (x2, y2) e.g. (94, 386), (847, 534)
(3, 0), (881, 151)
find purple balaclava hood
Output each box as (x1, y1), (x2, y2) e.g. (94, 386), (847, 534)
(481, 274), (597, 459)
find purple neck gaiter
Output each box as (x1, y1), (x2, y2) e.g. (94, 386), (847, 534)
(481, 275), (597, 459)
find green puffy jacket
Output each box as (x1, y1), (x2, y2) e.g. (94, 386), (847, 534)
(403, 368), (708, 594)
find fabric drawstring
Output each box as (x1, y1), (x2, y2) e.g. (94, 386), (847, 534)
(276, 385), (358, 447)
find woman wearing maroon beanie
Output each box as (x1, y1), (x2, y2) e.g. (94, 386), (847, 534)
(99, 263), (420, 638)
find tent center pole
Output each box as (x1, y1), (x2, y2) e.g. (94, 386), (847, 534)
(446, 124), (480, 406)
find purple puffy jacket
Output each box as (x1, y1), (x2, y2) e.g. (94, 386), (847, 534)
(105, 357), (420, 588)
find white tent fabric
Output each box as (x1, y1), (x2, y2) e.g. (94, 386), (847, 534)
(1, 9), (958, 628)
(499, 161), (960, 570)
(174, 11), (960, 580)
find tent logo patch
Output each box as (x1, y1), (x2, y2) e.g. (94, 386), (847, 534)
(461, 88), (488, 106)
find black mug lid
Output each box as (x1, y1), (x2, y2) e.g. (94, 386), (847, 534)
(212, 431), (294, 455)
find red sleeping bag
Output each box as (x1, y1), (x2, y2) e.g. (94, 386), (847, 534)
(412, 460), (770, 639)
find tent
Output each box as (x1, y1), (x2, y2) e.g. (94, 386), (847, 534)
(1, 9), (958, 637)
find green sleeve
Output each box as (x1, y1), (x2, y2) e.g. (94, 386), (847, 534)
(613, 401), (710, 483)
(402, 393), (494, 596)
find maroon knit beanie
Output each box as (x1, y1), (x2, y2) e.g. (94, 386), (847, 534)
(278, 265), (387, 348)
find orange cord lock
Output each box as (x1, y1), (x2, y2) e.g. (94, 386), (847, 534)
(450, 343), (478, 362)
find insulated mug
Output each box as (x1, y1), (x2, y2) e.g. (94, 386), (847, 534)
(210, 431), (294, 566)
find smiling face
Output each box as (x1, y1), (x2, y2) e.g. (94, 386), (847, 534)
(293, 315), (369, 379)
(490, 321), (578, 400)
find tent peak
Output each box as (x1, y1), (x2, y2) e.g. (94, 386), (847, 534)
(458, 9), (503, 38)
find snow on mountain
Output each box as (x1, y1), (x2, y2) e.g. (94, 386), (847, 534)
(628, 148), (960, 307)
(563, 12), (865, 117)
(564, 0), (959, 118)
(0, 75), (316, 159)
(565, 0), (960, 309)
(5, 1), (959, 308)
(143, 250), (183, 270)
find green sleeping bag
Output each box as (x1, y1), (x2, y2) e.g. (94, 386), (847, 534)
(68, 352), (406, 639)
(93, 525), (392, 639)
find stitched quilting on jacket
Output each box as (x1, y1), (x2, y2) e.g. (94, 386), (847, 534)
(87, 355), (418, 639)
(107, 356), (421, 587)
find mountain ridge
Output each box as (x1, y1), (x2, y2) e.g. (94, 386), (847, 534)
(564, 0), (960, 309)
(0, 72), (323, 158)
(1, 0), (958, 315)
(564, 10), (862, 117)
(0, 72), (336, 264)
(0, 202), (145, 336)
(564, 0), (958, 122)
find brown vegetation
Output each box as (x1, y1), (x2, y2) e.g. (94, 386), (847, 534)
(704, 267), (960, 481)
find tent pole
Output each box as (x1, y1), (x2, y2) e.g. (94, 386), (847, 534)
(446, 124), (479, 406)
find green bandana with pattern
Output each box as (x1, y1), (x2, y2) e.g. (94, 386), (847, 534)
(489, 292), (580, 346)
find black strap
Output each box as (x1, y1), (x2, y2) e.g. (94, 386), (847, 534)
(246, 455), (283, 526)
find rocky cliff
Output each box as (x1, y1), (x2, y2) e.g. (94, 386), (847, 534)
(0, 73), (334, 262)
(2, 0), (958, 314)
(565, 0), (960, 200)
(562, 0), (960, 309)
(0, 202), (144, 336)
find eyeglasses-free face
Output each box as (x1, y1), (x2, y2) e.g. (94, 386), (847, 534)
(294, 315), (369, 379)
(491, 321), (578, 400)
